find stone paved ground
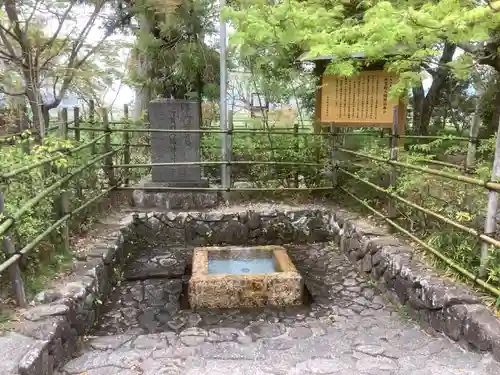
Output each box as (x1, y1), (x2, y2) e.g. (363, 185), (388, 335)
(58, 243), (499, 374)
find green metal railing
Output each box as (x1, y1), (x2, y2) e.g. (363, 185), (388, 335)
(1, 101), (499, 310)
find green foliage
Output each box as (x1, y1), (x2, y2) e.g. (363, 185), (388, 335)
(341, 131), (500, 294)
(0, 118), (150, 298)
(0, 133), (73, 257)
(130, 0), (220, 100)
(201, 122), (328, 187)
(227, 0), (500, 90)
(0, 0), (127, 113)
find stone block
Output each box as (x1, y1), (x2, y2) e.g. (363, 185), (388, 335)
(18, 340), (51, 375)
(132, 177), (218, 210)
(188, 245), (303, 308)
(0, 332), (41, 375)
(462, 304), (500, 352)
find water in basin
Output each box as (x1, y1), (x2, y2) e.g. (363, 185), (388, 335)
(208, 258), (276, 275)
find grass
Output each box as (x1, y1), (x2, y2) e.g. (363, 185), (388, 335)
(0, 244), (73, 324)
(23, 247), (74, 297)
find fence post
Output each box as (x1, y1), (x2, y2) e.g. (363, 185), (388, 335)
(330, 124), (338, 188)
(0, 191), (27, 307)
(479, 116), (500, 277)
(17, 107), (31, 154)
(294, 123), (300, 188)
(60, 108), (69, 139)
(58, 108), (70, 252)
(103, 108), (117, 189)
(74, 106), (80, 142)
(466, 89), (483, 173)
(74, 106), (83, 199)
(89, 100), (96, 155)
(314, 128), (322, 186)
(387, 106), (399, 220)
(227, 109), (233, 189)
(123, 104), (130, 187)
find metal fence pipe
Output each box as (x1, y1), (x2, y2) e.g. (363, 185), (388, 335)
(111, 161), (327, 168)
(0, 149), (118, 237)
(67, 126), (328, 137)
(115, 186), (335, 192)
(338, 147), (500, 191)
(0, 134), (106, 180)
(340, 186), (500, 297)
(338, 167), (500, 248)
(0, 185), (117, 273)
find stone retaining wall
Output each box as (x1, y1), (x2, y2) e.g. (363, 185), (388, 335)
(131, 208), (332, 246)
(327, 209), (500, 361)
(133, 207), (500, 361)
(2, 205), (500, 375)
(0, 215), (138, 375)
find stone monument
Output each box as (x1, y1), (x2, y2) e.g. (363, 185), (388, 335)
(132, 98), (218, 209)
(149, 99), (207, 187)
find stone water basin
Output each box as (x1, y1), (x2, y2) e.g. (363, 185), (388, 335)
(188, 245), (303, 308)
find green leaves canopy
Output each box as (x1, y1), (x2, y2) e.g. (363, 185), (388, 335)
(226, 1), (500, 93)
(130, 0), (221, 100)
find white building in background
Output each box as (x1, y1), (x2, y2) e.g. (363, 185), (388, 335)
(227, 70), (300, 116)
(39, 83), (84, 109)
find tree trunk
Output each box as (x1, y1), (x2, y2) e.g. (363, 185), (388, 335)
(132, 15), (151, 123)
(412, 85), (425, 134)
(411, 42), (456, 135)
(466, 89), (485, 171)
(25, 85), (46, 139)
(133, 57), (150, 122)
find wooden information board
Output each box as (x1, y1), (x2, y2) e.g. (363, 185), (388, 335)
(319, 71), (403, 127)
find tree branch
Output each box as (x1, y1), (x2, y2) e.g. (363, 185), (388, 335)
(39, 3), (74, 54)
(52, 75), (59, 101)
(3, 0), (29, 48)
(0, 23), (20, 59)
(24, 0), (41, 34)
(46, 2), (111, 109)
(0, 86), (26, 96)
(39, 32), (73, 72)
(457, 42), (478, 54)
(0, 21), (21, 45)
(0, 44), (21, 63)
(69, 2), (104, 61)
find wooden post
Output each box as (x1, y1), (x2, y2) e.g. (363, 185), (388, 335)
(314, 128), (322, 187)
(123, 103), (129, 121)
(294, 123), (300, 188)
(89, 100), (96, 155)
(60, 108), (69, 139)
(123, 104), (130, 187)
(73, 106), (80, 142)
(59, 108), (70, 252)
(387, 106), (399, 220)
(17, 107), (30, 154)
(330, 124), (338, 187)
(466, 95), (482, 173)
(0, 191), (27, 307)
(103, 108), (117, 188)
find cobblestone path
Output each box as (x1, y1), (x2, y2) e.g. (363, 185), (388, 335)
(58, 243), (499, 374)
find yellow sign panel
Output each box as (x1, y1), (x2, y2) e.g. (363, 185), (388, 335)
(320, 71), (400, 126)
